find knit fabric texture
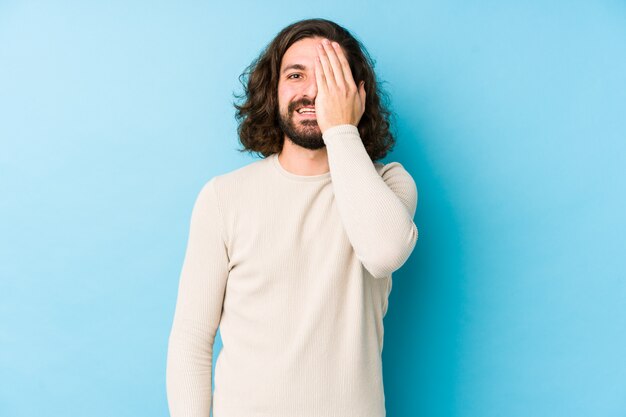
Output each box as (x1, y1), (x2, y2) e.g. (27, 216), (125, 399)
(166, 124), (418, 417)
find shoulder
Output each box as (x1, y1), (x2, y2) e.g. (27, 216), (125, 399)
(374, 160), (416, 187)
(374, 160), (418, 217)
(199, 155), (270, 195)
(192, 155), (278, 219)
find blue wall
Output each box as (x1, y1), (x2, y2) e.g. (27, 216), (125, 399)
(1, 1), (625, 416)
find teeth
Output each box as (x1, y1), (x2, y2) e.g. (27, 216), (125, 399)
(298, 108), (315, 114)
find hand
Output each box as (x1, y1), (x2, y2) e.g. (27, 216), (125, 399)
(314, 38), (366, 134)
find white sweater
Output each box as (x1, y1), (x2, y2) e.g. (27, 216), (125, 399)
(166, 124), (418, 417)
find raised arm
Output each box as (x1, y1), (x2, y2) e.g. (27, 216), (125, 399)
(166, 177), (229, 417)
(323, 124), (418, 279)
(313, 38), (418, 279)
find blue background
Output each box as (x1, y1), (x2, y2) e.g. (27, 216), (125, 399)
(1, 1), (625, 416)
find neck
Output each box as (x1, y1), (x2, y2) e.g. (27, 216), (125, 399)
(277, 138), (329, 176)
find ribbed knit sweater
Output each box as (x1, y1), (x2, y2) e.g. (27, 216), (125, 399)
(166, 124), (419, 417)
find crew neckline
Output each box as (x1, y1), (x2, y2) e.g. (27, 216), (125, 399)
(271, 153), (331, 182)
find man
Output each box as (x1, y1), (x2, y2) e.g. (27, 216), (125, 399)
(166, 18), (418, 417)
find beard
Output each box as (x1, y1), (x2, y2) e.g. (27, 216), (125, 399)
(278, 99), (325, 150)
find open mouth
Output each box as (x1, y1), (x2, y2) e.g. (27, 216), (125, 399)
(295, 106), (316, 117)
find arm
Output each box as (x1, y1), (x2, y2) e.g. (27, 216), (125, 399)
(166, 177), (229, 417)
(313, 38), (418, 278)
(323, 124), (418, 279)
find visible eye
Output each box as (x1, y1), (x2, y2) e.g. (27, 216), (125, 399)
(287, 73), (302, 79)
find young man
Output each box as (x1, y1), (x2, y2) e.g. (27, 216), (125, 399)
(166, 18), (418, 417)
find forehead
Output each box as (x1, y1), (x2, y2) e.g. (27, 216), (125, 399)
(280, 36), (325, 71)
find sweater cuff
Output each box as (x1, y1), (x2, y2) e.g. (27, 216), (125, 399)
(322, 124), (360, 143)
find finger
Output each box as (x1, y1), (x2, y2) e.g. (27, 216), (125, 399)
(317, 42), (337, 88)
(332, 41), (356, 88)
(314, 55), (327, 92)
(323, 40), (347, 88)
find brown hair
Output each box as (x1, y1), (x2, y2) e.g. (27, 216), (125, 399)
(232, 18), (396, 162)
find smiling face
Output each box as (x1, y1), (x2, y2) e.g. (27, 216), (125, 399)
(277, 36), (325, 150)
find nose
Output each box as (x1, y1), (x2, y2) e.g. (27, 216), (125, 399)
(303, 77), (317, 99)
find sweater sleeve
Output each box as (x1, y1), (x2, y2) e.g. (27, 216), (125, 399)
(322, 124), (418, 279)
(166, 177), (229, 417)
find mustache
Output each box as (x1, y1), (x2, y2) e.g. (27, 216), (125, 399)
(288, 99), (315, 113)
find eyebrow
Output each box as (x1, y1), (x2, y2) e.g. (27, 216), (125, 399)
(281, 64), (307, 75)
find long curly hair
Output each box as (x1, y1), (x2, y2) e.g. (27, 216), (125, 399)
(232, 18), (396, 162)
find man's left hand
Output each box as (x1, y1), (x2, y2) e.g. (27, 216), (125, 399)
(314, 38), (366, 134)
